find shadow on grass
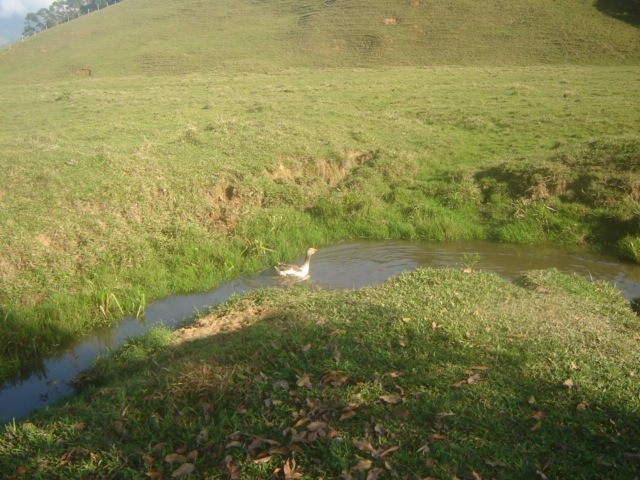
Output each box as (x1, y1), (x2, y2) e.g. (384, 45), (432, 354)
(595, 0), (640, 26)
(5, 278), (640, 479)
(77, 296), (640, 478)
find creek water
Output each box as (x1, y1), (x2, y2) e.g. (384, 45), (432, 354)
(2, 240), (640, 424)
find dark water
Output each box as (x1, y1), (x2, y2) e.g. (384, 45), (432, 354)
(2, 241), (639, 423)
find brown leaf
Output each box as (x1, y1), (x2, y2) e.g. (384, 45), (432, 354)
(152, 442), (168, 456)
(401, 317), (411, 323)
(332, 347), (342, 362)
(417, 444), (430, 454)
(366, 467), (384, 480)
(471, 365), (490, 371)
(450, 380), (466, 388)
(171, 463), (195, 478)
(165, 453), (187, 463)
(467, 373), (481, 384)
(532, 411), (547, 420)
(142, 453), (155, 466)
(340, 410), (357, 421)
(145, 471), (164, 479)
(379, 394), (402, 404)
(225, 441), (243, 449)
(293, 417), (311, 428)
(576, 401), (589, 411)
(530, 420), (542, 431)
(301, 343), (312, 352)
(353, 459), (372, 471)
(471, 471), (482, 480)
(307, 421), (327, 431)
(296, 373), (312, 388)
(252, 455), (272, 464)
(563, 378), (575, 389)
(376, 445), (400, 458)
(353, 439), (376, 453)
(113, 421), (125, 435)
(187, 450), (198, 462)
(222, 455), (239, 480)
(427, 433), (447, 442)
(269, 446), (291, 455)
(485, 459), (507, 468)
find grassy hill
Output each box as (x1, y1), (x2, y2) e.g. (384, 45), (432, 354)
(0, 0), (639, 82)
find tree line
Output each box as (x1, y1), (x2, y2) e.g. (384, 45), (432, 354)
(23, 0), (124, 37)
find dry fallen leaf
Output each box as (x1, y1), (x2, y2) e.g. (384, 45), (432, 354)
(485, 459), (507, 468)
(145, 471), (163, 479)
(467, 373), (481, 384)
(171, 463), (195, 478)
(225, 441), (243, 449)
(353, 459), (372, 471)
(296, 373), (312, 389)
(427, 433), (447, 442)
(532, 411), (546, 420)
(353, 439), (376, 454)
(340, 410), (357, 421)
(563, 378), (575, 389)
(222, 455), (240, 480)
(301, 343), (312, 352)
(530, 420), (542, 431)
(379, 394), (402, 404)
(366, 467), (384, 480)
(165, 453), (187, 463)
(401, 317), (411, 323)
(375, 445), (400, 458)
(471, 365), (490, 371)
(576, 401), (589, 411)
(307, 421), (327, 432)
(252, 455), (272, 464)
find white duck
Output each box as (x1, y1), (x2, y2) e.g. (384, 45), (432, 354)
(274, 247), (318, 278)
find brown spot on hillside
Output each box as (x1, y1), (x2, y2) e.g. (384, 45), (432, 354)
(174, 305), (272, 344)
(73, 68), (92, 77)
(0, 256), (16, 283)
(267, 150), (377, 188)
(383, 17), (398, 25)
(203, 181), (250, 231)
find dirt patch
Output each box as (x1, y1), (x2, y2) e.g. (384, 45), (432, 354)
(383, 17), (398, 25)
(73, 68), (92, 77)
(202, 181), (248, 231)
(267, 149), (377, 188)
(174, 305), (273, 344)
(0, 256), (16, 283)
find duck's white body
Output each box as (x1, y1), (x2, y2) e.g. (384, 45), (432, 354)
(275, 248), (317, 278)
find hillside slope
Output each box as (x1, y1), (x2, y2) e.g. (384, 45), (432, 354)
(0, 0), (639, 82)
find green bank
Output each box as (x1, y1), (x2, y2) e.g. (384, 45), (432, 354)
(1, 268), (639, 478)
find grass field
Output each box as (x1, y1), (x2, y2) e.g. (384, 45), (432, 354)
(1, 268), (639, 478)
(1, 0), (640, 476)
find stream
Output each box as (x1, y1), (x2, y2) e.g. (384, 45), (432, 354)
(2, 240), (640, 423)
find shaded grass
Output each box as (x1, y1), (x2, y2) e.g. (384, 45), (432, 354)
(1, 268), (638, 478)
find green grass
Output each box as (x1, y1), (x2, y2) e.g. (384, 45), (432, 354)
(0, 0), (639, 402)
(1, 65), (639, 381)
(1, 268), (638, 479)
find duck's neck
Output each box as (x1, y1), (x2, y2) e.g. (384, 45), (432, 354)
(301, 252), (312, 269)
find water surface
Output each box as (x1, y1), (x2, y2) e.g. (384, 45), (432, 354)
(1, 241), (639, 423)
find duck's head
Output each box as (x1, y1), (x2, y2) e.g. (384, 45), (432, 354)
(307, 247), (318, 256)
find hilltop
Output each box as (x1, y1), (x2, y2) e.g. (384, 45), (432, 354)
(0, 0), (639, 82)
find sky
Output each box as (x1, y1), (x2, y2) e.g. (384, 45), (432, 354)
(0, 0), (52, 45)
